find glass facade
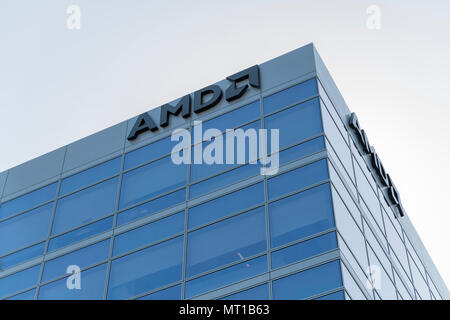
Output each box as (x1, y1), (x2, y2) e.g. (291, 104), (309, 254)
(0, 62), (447, 300)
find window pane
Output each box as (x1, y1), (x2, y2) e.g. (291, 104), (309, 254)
(124, 136), (173, 171)
(278, 136), (325, 167)
(0, 242), (45, 271)
(48, 216), (113, 252)
(117, 188), (185, 226)
(0, 202), (53, 256)
(38, 263), (107, 300)
(52, 177), (118, 235)
(188, 182), (264, 229)
(265, 98), (322, 150)
(263, 78), (317, 114)
(107, 236), (183, 300)
(42, 239), (110, 283)
(315, 290), (345, 300)
(221, 283), (269, 300)
(187, 207), (266, 278)
(190, 163), (260, 199)
(185, 255), (267, 299)
(268, 159), (329, 200)
(114, 211), (184, 257)
(190, 121), (261, 183)
(269, 183), (334, 248)
(272, 260), (342, 300)
(120, 156), (186, 209)
(271, 232), (337, 269)
(0, 264), (40, 299)
(201, 100), (260, 134)
(60, 157), (121, 196)
(137, 284), (181, 300)
(0, 182), (57, 220)
(7, 288), (36, 300)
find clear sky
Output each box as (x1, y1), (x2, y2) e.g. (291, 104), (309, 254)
(1, 1), (449, 288)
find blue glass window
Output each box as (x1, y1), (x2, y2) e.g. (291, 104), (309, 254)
(0, 264), (40, 299)
(107, 236), (183, 300)
(278, 136), (325, 166)
(201, 100), (260, 133)
(190, 120), (261, 183)
(315, 290), (345, 300)
(264, 98), (322, 150)
(38, 263), (107, 300)
(42, 239), (110, 283)
(187, 207), (266, 277)
(60, 157), (121, 196)
(188, 182), (264, 229)
(271, 232), (337, 269)
(268, 159), (329, 200)
(137, 284), (181, 300)
(263, 78), (317, 114)
(120, 156), (186, 209)
(272, 260), (342, 299)
(48, 216), (113, 252)
(190, 164), (260, 199)
(185, 255), (267, 299)
(52, 177), (118, 235)
(0, 202), (53, 256)
(0, 182), (57, 220)
(113, 211), (184, 257)
(124, 136), (173, 171)
(269, 183), (334, 248)
(7, 288), (36, 300)
(0, 242), (45, 270)
(117, 188), (185, 226)
(221, 283), (269, 300)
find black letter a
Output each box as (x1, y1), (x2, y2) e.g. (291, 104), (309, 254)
(127, 112), (158, 140)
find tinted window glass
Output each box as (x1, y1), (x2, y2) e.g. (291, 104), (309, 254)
(315, 290), (345, 300)
(0, 242), (45, 270)
(42, 239), (110, 283)
(221, 283), (269, 300)
(269, 183), (334, 248)
(0, 183), (57, 220)
(117, 189), (185, 226)
(190, 164), (260, 199)
(38, 263), (107, 300)
(48, 216), (113, 252)
(264, 78), (317, 114)
(278, 136), (325, 166)
(185, 255), (267, 299)
(52, 177), (118, 235)
(201, 101), (260, 134)
(0, 264), (40, 299)
(60, 157), (121, 196)
(265, 98), (322, 150)
(188, 182), (264, 229)
(7, 288), (36, 300)
(272, 260), (342, 299)
(107, 236), (183, 300)
(124, 136), (173, 170)
(268, 159), (329, 200)
(0, 202), (53, 256)
(114, 211), (184, 257)
(120, 156), (186, 209)
(137, 284), (181, 300)
(190, 121), (261, 182)
(271, 232), (337, 269)
(187, 207), (266, 278)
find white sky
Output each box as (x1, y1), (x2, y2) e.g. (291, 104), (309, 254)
(1, 1), (449, 288)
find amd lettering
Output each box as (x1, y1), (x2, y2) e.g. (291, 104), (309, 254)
(349, 113), (405, 217)
(127, 65), (260, 140)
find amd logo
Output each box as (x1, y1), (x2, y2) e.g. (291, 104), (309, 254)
(348, 113), (405, 217)
(127, 65), (260, 141)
